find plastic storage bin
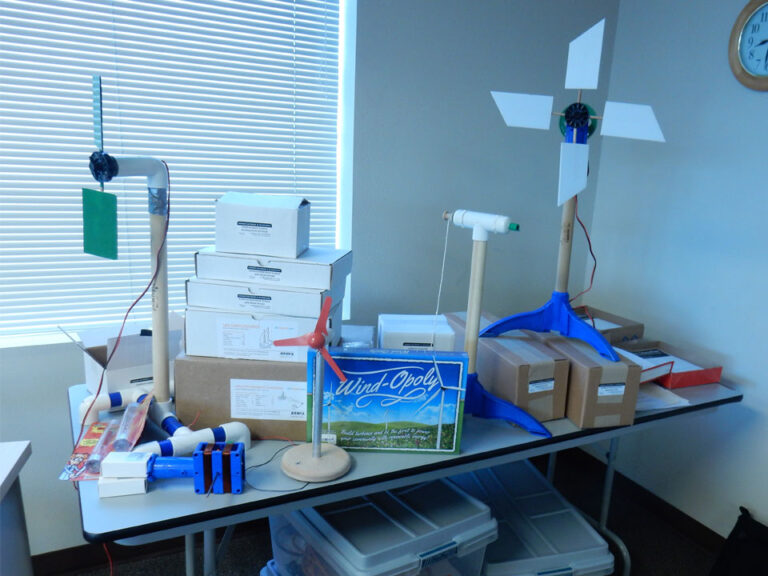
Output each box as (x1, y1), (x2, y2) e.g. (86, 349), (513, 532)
(448, 460), (613, 576)
(269, 479), (498, 576)
(260, 559), (280, 576)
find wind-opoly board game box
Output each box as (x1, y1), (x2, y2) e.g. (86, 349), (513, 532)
(307, 348), (468, 454)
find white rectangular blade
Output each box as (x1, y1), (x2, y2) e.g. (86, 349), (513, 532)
(491, 91), (553, 130)
(565, 19), (605, 90)
(558, 142), (589, 205)
(601, 101), (665, 142)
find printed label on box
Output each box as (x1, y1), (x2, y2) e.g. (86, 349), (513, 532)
(529, 378), (555, 394)
(236, 293), (272, 310)
(217, 319), (301, 360)
(245, 265), (282, 282)
(598, 383), (625, 396)
(230, 379), (306, 421)
(236, 220), (272, 238)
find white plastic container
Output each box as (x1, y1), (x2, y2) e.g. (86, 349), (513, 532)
(269, 479), (498, 576)
(448, 460), (614, 576)
(260, 559), (280, 576)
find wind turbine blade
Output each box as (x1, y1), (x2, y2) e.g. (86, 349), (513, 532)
(314, 296), (332, 336)
(92, 75), (104, 151)
(491, 91), (553, 130)
(558, 142), (589, 206)
(320, 347), (347, 383)
(273, 333), (312, 347)
(601, 101), (665, 142)
(565, 19), (605, 90)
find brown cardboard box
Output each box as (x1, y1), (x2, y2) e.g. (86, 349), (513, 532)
(537, 333), (641, 428)
(572, 305), (644, 344)
(174, 354), (307, 441)
(445, 313), (568, 422)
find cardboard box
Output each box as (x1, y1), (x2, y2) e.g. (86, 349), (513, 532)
(445, 313), (568, 422)
(537, 334), (640, 428)
(83, 330), (183, 395)
(614, 340), (723, 389)
(215, 192), (310, 258)
(195, 246), (352, 292)
(311, 347), (468, 453)
(184, 305), (342, 362)
(186, 276), (337, 318)
(572, 305), (644, 344)
(377, 314), (456, 351)
(174, 354), (307, 441)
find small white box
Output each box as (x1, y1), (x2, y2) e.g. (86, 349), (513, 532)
(215, 192), (310, 258)
(186, 277), (341, 318)
(98, 476), (148, 498)
(83, 330), (183, 395)
(100, 451), (152, 478)
(195, 246), (352, 291)
(377, 314), (456, 351)
(185, 305), (342, 362)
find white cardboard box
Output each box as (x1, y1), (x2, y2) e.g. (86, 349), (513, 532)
(185, 305), (342, 362)
(186, 276), (340, 317)
(215, 192), (310, 258)
(377, 314), (456, 351)
(195, 246), (352, 291)
(83, 330), (183, 395)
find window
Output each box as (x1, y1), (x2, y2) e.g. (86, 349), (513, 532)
(0, 0), (344, 335)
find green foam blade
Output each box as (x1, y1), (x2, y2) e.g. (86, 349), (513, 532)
(82, 187), (117, 260)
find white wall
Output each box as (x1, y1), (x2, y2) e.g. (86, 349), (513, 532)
(350, 0), (619, 325)
(586, 0), (768, 536)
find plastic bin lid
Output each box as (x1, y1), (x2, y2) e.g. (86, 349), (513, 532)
(260, 559), (280, 576)
(290, 479), (497, 576)
(449, 461), (614, 576)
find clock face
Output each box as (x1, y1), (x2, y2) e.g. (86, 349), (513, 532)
(739, 3), (768, 77)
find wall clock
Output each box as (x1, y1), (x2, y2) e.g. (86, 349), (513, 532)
(729, 0), (768, 91)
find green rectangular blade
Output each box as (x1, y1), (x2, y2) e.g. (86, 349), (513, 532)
(82, 187), (117, 260)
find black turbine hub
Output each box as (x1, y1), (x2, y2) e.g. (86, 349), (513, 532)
(89, 151), (119, 184)
(564, 102), (590, 129)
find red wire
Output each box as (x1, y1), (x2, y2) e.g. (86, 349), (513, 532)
(75, 163), (171, 448)
(102, 542), (114, 576)
(570, 195), (597, 304)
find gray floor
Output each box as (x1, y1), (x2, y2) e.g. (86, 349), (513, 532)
(57, 448), (721, 576)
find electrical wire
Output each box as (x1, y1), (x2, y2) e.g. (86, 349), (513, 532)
(570, 195), (597, 304)
(245, 443), (311, 493)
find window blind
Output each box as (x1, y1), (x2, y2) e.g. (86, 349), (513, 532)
(0, 0), (340, 335)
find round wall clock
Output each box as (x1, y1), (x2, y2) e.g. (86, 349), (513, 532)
(729, 0), (768, 91)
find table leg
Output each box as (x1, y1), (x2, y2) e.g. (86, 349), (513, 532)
(546, 451), (558, 483)
(600, 437), (631, 576)
(185, 533), (196, 576)
(203, 529), (216, 576)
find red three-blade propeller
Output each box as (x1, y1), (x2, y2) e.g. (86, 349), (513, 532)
(273, 297), (347, 382)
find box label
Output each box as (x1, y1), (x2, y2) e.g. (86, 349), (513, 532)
(246, 265), (282, 282)
(236, 293), (272, 310)
(217, 319), (301, 360)
(529, 378), (555, 394)
(230, 378), (306, 421)
(598, 383), (625, 396)
(236, 220), (272, 238)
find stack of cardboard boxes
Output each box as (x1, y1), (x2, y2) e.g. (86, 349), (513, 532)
(175, 193), (352, 441)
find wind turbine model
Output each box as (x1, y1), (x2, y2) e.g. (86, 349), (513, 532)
(481, 19), (664, 360)
(274, 297), (352, 482)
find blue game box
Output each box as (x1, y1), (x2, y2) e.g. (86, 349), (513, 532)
(307, 348), (468, 453)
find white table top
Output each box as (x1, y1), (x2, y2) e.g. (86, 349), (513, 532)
(68, 382), (741, 544)
(1, 440), (31, 500)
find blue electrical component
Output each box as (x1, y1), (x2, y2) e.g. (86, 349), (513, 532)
(146, 442), (245, 494)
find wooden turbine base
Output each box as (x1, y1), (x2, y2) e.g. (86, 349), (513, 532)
(280, 442), (351, 482)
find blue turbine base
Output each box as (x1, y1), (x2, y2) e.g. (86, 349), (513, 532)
(465, 373), (551, 438)
(480, 291), (619, 361)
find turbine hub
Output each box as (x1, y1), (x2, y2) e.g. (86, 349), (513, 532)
(564, 102), (590, 129)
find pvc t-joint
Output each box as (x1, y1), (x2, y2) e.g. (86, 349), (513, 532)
(445, 209), (519, 241)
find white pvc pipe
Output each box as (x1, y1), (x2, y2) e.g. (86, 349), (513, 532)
(78, 385), (153, 425)
(114, 157), (169, 189)
(132, 421), (251, 456)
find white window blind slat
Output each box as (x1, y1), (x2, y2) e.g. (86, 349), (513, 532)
(0, 0), (340, 335)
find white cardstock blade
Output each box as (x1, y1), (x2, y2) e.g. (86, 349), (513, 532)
(491, 91), (553, 130)
(558, 142), (589, 205)
(601, 101), (665, 142)
(565, 19), (605, 90)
